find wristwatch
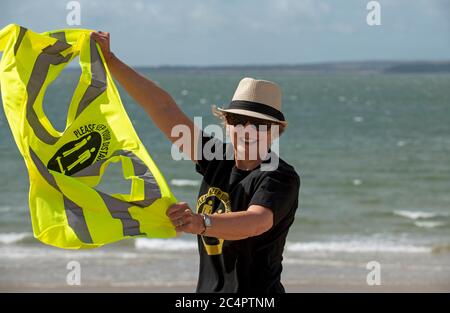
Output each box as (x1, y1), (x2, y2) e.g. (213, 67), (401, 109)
(200, 214), (212, 235)
(203, 214), (212, 228)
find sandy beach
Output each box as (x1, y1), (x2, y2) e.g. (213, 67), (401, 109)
(1, 243), (449, 293)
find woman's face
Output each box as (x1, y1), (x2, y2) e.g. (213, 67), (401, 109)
(226, 122), (275, 161)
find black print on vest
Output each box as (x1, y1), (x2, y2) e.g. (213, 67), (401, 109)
(48, 132), (102, 175)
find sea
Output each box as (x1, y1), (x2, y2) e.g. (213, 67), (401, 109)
(1, 66), (449, 290)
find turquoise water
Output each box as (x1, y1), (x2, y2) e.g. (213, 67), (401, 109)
(1, 69), (450, 288)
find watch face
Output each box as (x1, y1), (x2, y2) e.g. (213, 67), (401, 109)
(204, 215), (212, 227)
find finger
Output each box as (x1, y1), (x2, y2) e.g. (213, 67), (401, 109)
(175, 220), (193, 233)
(93, 32), (108, 40)
(172, 211), (194, 227)
(169, 210), (192, 223)
(177, 210), (193, 222)
(169, 214), (182, 224)
(171, 218), (182, 227)
(170, 211), (185, 224)
(172, 217), (185, 228)
(175, 225), (184, 232)
(183, 213), (193, 223)
(179, 212), (193, 223)
(167, 207), (187, 220)
(166, 203), (190, 217)
(166, 203), (182, 216)
(91, 32), (100, 39)
(91, 33), (106, 43)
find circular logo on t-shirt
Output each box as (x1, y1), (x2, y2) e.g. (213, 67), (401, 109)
(197, 187), (231, 255)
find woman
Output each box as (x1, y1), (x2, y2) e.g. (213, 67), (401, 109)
(92, 31), (300, 293)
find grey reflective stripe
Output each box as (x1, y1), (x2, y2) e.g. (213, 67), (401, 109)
(42, 40), (71, 54)
(75, 38), (106, 118)
(63, 197), (93, 243)
(72, 150), (161, 207)
(26, 40), (73, 145)
(127, 152), (161, 207)
(14, 26), (27, 55)
(29, 147), (59, 190)
(28, 147), (93, 244)
(97, 192), (144, 237)
(25, 35), (106, 145)
(50, 32), (67, 42)
(71, 149), (161, 236)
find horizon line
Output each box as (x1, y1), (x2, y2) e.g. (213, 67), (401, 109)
(135, 59), (450, 68)
(62, 59), (450, 69)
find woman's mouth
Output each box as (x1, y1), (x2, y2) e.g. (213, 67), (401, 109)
(238, 137), (257, 145)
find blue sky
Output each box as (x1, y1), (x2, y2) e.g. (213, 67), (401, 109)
(1, 0), (449, 66)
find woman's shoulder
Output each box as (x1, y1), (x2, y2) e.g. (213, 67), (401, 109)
(257, 155), (300, 187)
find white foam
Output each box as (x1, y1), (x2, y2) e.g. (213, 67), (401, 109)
(135, 238), (196, 251)
(414, 221), (446, 229)
(136, 238), (432, 254)
(394, 210), (443, 220)
(0, 246), (139, 259)
(353, 116), (364, 122)
(0, 234), (435, 256)
(170, 179), (200, 187)
(0, 233), (30, 244)
(286, 241), (431, 254)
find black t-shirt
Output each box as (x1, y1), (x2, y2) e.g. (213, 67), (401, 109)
(194, 133), (300, 293)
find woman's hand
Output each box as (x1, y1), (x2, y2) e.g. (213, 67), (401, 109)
(166, 202), (206, 235)
(91, 31), (114, 63)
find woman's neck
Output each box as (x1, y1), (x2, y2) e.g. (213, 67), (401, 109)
(234, 158), (262, 171)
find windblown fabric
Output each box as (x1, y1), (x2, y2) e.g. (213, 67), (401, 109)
(0, 24), (177, 249)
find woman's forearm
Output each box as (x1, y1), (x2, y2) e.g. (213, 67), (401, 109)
(103, 53), (197, 161)
(203, 209), (273, 240)
(108, 54), (173, 111)
(107, 54), (190, 139)
(167, 203), (274, 240)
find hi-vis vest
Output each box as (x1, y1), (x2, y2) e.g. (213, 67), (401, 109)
(0, 24), (177, 249)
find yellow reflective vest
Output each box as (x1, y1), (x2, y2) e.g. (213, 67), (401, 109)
(0, 24), (177, 249)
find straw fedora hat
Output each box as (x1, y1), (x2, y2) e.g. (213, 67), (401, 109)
(217, 77), (288, 126)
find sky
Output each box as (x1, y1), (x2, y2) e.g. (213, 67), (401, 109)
(1, 0), (449, 66)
